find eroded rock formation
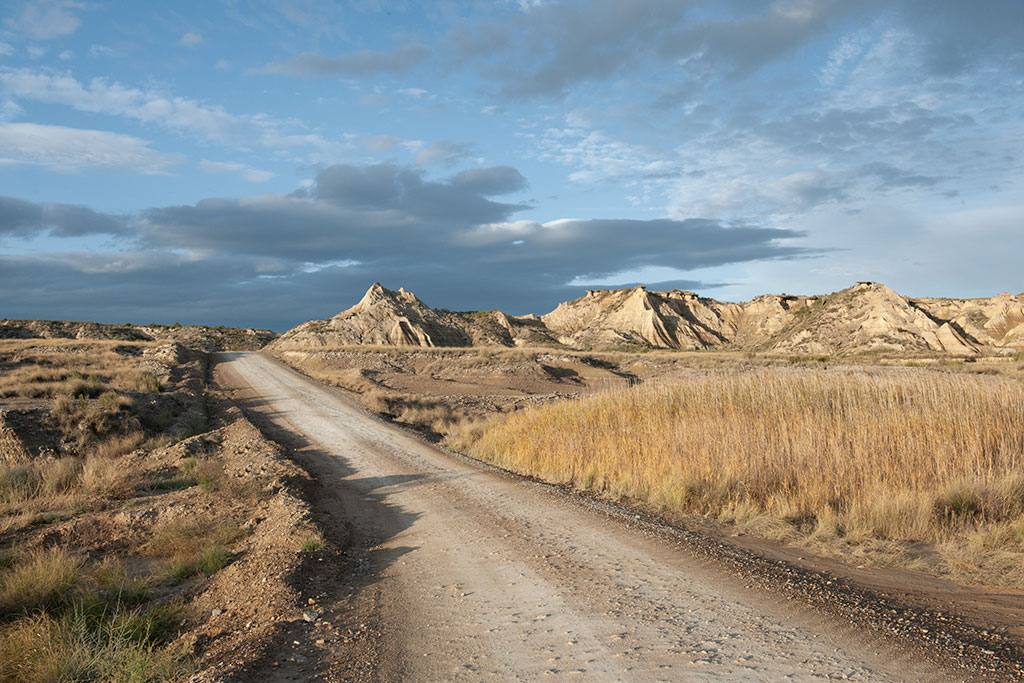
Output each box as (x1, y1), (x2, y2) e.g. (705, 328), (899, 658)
(272, 281), (1024, 355)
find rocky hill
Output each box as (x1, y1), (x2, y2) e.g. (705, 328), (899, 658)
(271, 281), (1024, 355)
(0, 319), (276, 351)
(540, 287), (813, 350)
(271, 283), (558, 349)
(764, 282), (980, 355)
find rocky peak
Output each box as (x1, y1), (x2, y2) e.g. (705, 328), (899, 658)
(272, 281), (1024, 354)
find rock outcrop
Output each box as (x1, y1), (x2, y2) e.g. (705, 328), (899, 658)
(272, 283), (474, 348)
(273, 281), (1024, 355)
(540, 287), (813, 350)
(911, 293), (1024, 348)
(0, 319), (276, 351)
(765, 282), (979, 355)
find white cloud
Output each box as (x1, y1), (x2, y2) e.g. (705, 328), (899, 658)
(0, 43), (13, 56)
(0, 67), (348, 158)
(398, 87), (428, 98)
(359, 93), (389, 107)
(27, 46), (46, 59)
(89, 44), (115, 57)
(215, 59), (230, 70)
(532, 122), (680, 206)
(0, 122), (178, 173)
(199, 159), (274, 182)
(819, 29), (870, 86)
(5, 1), (86, 40)
(180, 32), (202, 46)
(416, 139), (473, 166)
(0, 99), (23, 121)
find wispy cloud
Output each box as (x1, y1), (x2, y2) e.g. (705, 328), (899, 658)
(199, 159), (274, 183)
(4, 0), (88, 41)
(262, 45), (431, 78)
(416, 140), (474, 167)
(0, 67), (350, 159)
(0, 122), (178, 174)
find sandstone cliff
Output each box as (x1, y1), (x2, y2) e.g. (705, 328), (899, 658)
(764, 283), (979, 355)
(272, 283), (473, 348)
(273, 282), (1024, 355)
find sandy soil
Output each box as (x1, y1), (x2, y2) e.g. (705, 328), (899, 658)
(214, 351), (967, 681)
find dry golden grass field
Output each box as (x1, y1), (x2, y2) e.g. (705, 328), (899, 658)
(454, 366), (1024, 587)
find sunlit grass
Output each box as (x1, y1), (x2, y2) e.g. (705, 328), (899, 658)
(455, 367), (1024, 585)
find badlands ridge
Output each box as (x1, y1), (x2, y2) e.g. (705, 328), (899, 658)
(272, 281), (1024, 355)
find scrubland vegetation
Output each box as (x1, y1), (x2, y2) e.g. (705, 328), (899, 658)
(448, 367), (1024, 587)
(0, 547), (187, 681)
(0, 340), (239, 681)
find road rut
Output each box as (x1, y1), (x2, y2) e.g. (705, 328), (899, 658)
(216, 351), (951, 681)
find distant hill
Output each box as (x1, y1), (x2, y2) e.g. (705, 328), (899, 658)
(0, 319), (276, 352)
(271, 281), (1024, 355)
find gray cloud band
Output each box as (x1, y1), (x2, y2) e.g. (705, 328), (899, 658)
(0, 163), (806, 328)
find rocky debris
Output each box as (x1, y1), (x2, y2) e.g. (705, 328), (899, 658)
(0, 319), (276, 351)
(0, 412), (29, 462)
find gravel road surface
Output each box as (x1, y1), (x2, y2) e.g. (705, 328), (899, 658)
(216, 352), (952, 681)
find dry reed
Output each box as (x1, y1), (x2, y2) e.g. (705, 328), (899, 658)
(459, 367), (1024, 565)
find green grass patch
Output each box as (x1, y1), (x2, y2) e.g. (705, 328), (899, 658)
(0, 599), (189, 682)
(299, 532), (326, 552)
(0, 547), (81, 618)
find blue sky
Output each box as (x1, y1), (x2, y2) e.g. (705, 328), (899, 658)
(0, 0), (1022, 330)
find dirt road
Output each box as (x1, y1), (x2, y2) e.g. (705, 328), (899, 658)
(215, 352), (952, 681)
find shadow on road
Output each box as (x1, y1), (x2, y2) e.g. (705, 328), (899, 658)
(213, 353), (421, 681)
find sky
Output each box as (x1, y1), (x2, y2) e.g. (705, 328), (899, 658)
(0, 0), (1022, 331)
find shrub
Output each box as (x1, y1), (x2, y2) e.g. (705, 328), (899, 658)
(146, 516), (245, 583)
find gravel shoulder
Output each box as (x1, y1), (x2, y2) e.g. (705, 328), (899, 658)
(213, 351), (997, 681)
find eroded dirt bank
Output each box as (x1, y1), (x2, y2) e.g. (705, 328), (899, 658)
(213, 351), (988, 681)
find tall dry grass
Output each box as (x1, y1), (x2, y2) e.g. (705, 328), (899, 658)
(0, 340), (162, 400)
(456, 367), (1024, 583)
(0, 548), (188, 682)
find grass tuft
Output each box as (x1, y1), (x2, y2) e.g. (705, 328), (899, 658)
(298, 532), (326, 552)
(0, 546), (81, 618)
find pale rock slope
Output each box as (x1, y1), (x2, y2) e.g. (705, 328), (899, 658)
(540, 287), (812, 350)
(273, 281), (1024, 355)
(766, 282), (978, 355)
(911, 293), (1024, 348)
(272, 283), (564, 349)
(273, 283), (474, 348)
